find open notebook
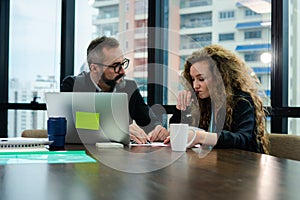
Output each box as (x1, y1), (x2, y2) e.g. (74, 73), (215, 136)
(0, 138), (52, 152)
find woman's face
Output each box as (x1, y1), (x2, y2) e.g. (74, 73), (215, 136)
(190, 60), (213, 99)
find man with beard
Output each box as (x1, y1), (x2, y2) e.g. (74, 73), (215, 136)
(60, 36), (168, 144)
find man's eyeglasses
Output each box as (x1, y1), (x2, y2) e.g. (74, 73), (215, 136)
(94, 58), (130, 73)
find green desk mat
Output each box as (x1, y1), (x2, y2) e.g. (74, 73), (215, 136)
(0, 150), (97, 165)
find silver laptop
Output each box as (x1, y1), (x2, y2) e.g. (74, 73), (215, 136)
(45, 92), (130, 145)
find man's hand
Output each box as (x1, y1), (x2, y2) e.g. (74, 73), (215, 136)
(129, 124), (150, 144)
(149, 125), (169, 142)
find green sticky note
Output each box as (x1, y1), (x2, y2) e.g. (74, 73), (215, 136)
(75, 112), (100, 130)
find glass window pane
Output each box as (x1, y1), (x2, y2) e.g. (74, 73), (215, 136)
(8, 110), (48, 137)
(288, 1), (300, 106)
(75, 0), (148, 101)
(9, 0), (61, 103)
(8, 0), (61, 137)
(74, 0), (97, 74)
(288, 118), (300, 135)
(166, 0), (271, 106)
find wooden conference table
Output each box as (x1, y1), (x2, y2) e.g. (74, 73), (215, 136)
(0, 144), (300, 200)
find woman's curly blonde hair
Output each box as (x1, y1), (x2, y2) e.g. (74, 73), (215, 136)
(182, 44), (270, 154)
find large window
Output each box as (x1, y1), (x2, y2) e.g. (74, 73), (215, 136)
(180, 12), (212, 28)
(1, 0), (300, 137)
(7, 0), (61, 137)
(219, 33), (235, 41)
(219, 10), (235, 20)
(244, 30), (262, 39)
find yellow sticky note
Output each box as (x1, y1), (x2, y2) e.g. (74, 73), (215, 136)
(75, 112), (100, 130)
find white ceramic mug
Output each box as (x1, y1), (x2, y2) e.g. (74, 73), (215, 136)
(169, 123), (196, 151)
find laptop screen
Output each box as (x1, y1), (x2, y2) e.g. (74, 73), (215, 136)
(45, 92), (130, 145)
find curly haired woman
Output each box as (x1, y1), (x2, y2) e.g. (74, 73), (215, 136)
(166, 44), (269, 154)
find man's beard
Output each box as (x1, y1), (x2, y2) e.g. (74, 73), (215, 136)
(100, 73), (125, 92)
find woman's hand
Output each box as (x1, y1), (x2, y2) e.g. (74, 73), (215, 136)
(186, 130), (199, 148)
(176, 90), (193, 111)
(163, 130), (200, 148)
(163, 129), (217, 148)
(163, 136), (170, 144)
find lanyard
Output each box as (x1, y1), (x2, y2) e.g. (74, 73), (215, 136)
(206, 110), (215, 150)
(209, 110), (214, 132)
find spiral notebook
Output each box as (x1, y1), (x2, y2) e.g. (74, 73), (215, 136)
(0, 138), (52, 152)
